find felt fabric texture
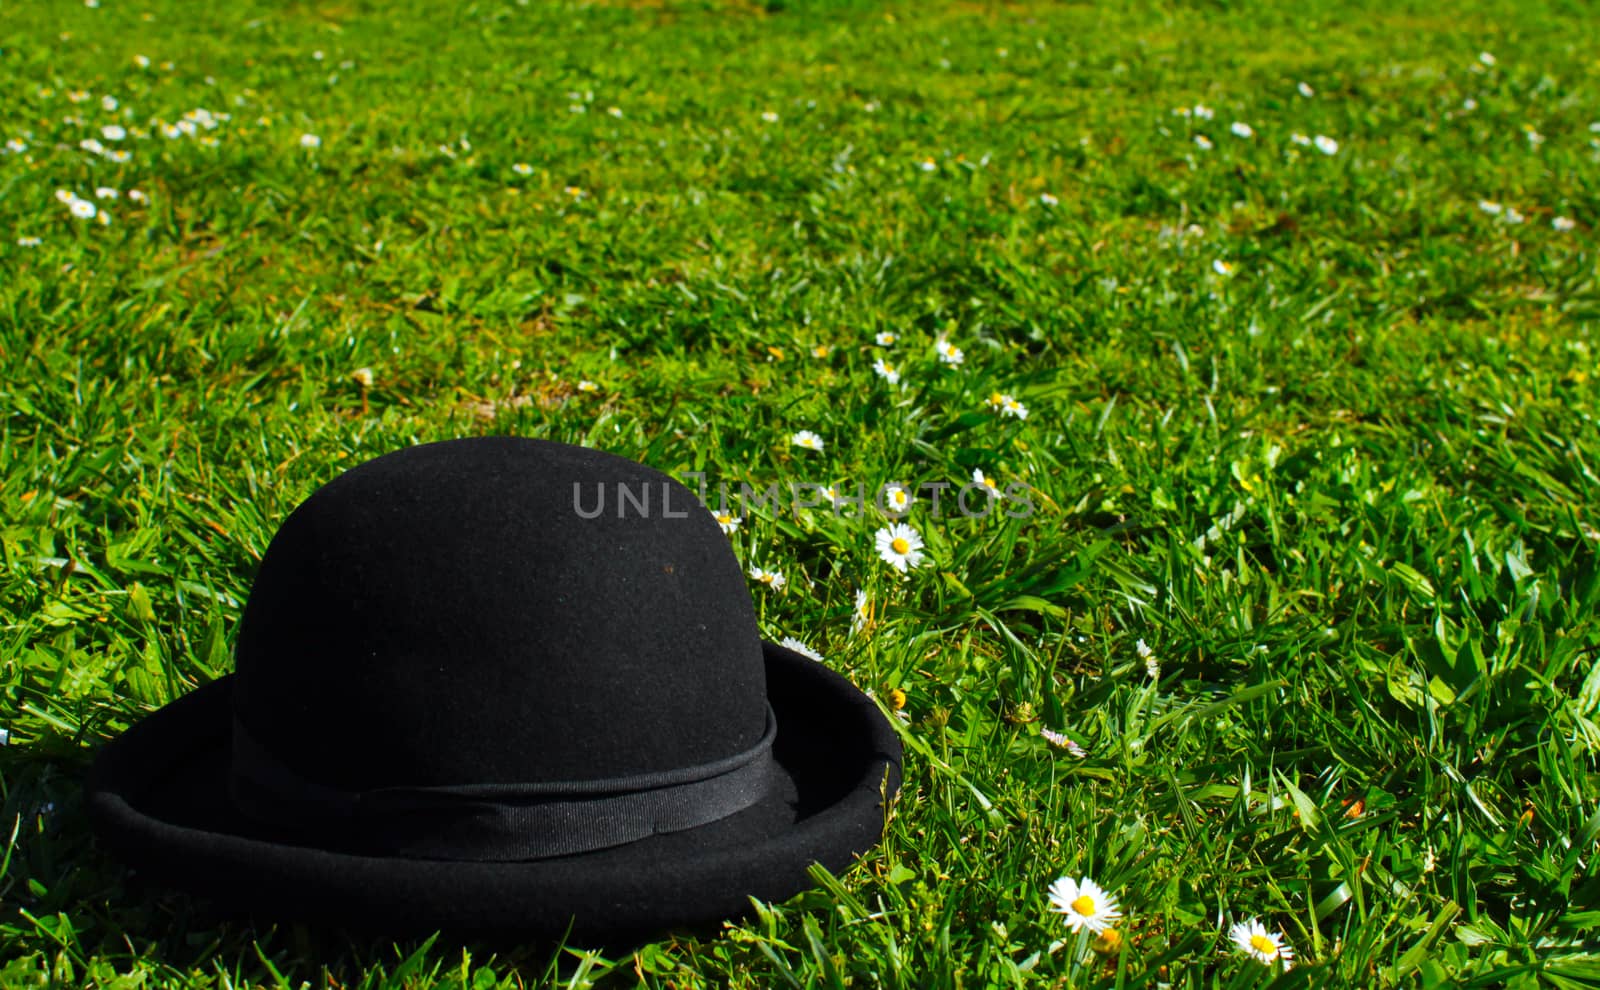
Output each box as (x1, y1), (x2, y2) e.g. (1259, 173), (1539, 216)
(232, 437), (768, 788)
(84, 438), (902, 941)
(88, 643), (899, 941)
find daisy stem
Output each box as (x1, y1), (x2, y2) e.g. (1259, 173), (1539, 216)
(1067, 926), (1093, 976)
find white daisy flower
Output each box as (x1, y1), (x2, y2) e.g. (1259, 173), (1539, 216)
(972, 468), (1001, 498)
(134, 54), (151, 68)
(1212, 259), (1235, 277)
(1136, 638), (1160, 679)
(872, 358), (900, 385)
(1297, 81), (1315, 97)
(1478, 51), (1496, 67)
(1193, 104), (1214, 120)
(512, 162), (533, 176)
(100, 94), (117, 111)
(1552, 216), (1576, 232)
(874, 331), (897, 346)
(607, 106), (623, 118)
(791, 430), (824, 452)
(851, 589), (869, 634)
(1463, 98), (1478, 111)
(1047, 876), (1121, 933)
(54, 189), (77, 204)
(882, 485), (912, 513)
(177, 119), (197, 136)
(917, 157), (937, 172)
(874, 522), (924, 572)
(95, 187), (118, 200)
(69, 199), (97, 219)
(748, 566), (786, 590)
(79, 138), (105, 155)
(576, 379), (599, 392)
(810, 344), (831, 359)
(779, 636), (823, 662)
(106, 150), (130, 163)
(349, 367), (375, 388)
(1290, 132), (1311, 146)
(17, 236), (42, 247)
(1504, 207), (1525, 224)
(1194, 134), (1213, 150)
(299, 133), (321, 148)
(984, 391), (1029, 419)
(1526, 128), (1545, 147)
(1478, 199), (1504, 216)
(67, 90), (90, 103)
(101, 124), (126, 141)
(97, 210), (112, 226)
(713, 511), (741, 534)
(935, 339), (964, 365)
(160, 123), (183, 139)
(1230, 121), (1254, 138)
(872, 687), (910, 721)
(4, 138), (25, 153)
(1230, 919), (1295, 969)
(760, 111), (779, 123)
(564, 185), (585, 198)
(128, 189), (147, 203)
(1313, 134), (1339, 155)
(1040, 727), (1086, 757)
(1040, 192), (1059, 206)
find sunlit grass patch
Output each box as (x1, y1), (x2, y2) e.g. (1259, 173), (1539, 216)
(3, 0), (1599, 986)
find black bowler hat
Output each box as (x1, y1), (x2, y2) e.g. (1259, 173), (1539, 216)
(86, 437), (901, 940)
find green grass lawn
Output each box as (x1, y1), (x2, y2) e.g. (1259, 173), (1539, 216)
(3, 0), (1599, 985)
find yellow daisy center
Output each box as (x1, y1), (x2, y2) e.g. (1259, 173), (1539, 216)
(989, 392), (1005, 405)
(716, 514), (731, 524)
(890, 537), (910, 555)
(1070, 895), (1097, 916)
(1249, 934), (1278, 957)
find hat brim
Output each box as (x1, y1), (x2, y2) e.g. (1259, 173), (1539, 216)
(85, 642), (901, 943)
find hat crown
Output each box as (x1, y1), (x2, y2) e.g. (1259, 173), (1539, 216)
(232, 437), (768, 791)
